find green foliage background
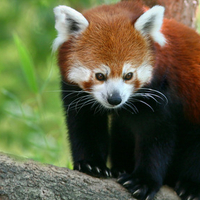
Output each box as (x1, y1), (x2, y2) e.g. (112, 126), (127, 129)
(0, 0), (119, 168)
(0, 0), (200, 168)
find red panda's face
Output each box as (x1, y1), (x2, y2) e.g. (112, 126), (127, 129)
(64, 23), (154, 108)
(54, 4), (165, 108)
(88, 62), (153, 108)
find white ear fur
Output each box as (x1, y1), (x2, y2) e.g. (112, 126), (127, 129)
(53, 5), (89, 52)
(134, 5), (166, 47)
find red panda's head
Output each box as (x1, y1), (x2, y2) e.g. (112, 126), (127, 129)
(53, 2), (166, 109)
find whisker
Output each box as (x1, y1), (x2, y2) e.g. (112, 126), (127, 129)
(122, 105), (134, 115)
(62, 92), (79, 101)
(125, 102), (139, 114)
(66, 98), (80, 112)
(69, 95), (93, 111)
(114, 108), (119, 116)
(132, 98), (155, 112)
(91, 100), (99, 109)
(61, 80), (100, 92)
(139, 88), (168, 105)
(138, 93), (160, 104)
(62, 90), (93, 101)
(76, 98), (96, 113)
(144, 94), (159, 103)
(123, 102), (138, 114)
(94, 103), (106, 115)
(63, 90), (93, 94)
(66, 95), (90, 112)
(138, 99), (154, 112)
(45, 90), (84, 93)
(147, 93), (165, 102)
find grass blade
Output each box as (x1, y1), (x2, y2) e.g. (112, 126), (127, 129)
(13, 33), (38, 93)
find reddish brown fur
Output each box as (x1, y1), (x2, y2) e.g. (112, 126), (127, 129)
(58, 1), (153, 80)
(58, 1), (200, 123)
(155, 19), (200, 123)
(78, 1), (152, 79)
(58, 40), (74, 82)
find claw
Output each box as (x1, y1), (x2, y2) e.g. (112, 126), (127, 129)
(105, 170), (110, 177)
(117, 176), (124, 182)
(95, 167), (101, 173)
(86, 164), (92, 171)
(178, 190), (185, 197)
(77, 163), (81, 171)
(133, 189), (141, 196)
(109, 171), (112, 177)
(123, 180), (132, 187)
(187, 196), (193, 200)
(145, 195), (151, 200)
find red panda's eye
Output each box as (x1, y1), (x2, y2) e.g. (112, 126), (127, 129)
(124, 72), (133, 81)
(95, 73), (106, 81)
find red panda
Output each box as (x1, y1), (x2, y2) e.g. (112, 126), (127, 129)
(53, 1), (200, 200)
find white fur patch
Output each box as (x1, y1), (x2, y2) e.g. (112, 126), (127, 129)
(123, 62), (153, 86)
(93, 64), (111, 76)
(91, 62), (153, 108)
(68, 66), (91, 86)
(136, 63), (153, 85)
(92, 78), (133, 109)
(135, 5), (166, 47)
(53, 5), (89, 52)
(123, 63), (137, 74)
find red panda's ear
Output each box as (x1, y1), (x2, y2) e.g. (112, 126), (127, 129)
(134, 5), (166, 47)
(52, 6), (89, 52)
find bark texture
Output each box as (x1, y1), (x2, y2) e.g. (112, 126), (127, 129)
(122, 0), (199, 28)
(0, 153), (180, 200)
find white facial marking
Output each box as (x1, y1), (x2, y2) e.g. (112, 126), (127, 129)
(68, 66), (91, 86)
(123, 62), (153, 86)
(136, 63), (153, 85)
(135, 5), (166, 47)
(123, 63), (136, 75)
(94, 64), (111, 76)
(92, 78), (133, 108)
(91, 62), (153, 109)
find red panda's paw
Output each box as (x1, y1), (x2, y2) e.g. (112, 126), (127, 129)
(73, 160), (112, 178)
(175, 180), (200, 200)
(117, 173), (161, 200)
(111, 167), (127, 178)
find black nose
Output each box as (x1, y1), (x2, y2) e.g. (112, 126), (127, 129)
(107, 92), (122, 106)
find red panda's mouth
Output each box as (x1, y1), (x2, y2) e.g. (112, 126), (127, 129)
(93, 93), (126, 109)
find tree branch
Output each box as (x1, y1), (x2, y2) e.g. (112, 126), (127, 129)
(0, 153), (180, 200)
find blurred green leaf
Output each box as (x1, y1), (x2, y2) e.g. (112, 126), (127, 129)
(13, 33), (38, 94)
